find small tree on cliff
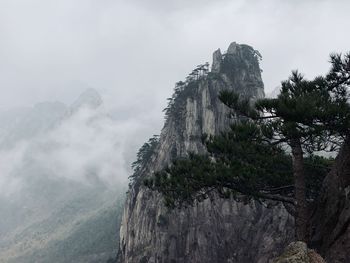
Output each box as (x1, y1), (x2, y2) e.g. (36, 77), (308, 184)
(145, 53), (350, 242)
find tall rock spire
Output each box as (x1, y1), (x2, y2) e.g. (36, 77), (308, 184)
(211, 48), (222, 73)
(118, 42), (292, 263)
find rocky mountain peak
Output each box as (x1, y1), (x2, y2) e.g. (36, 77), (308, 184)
(117, 43), (291, 263)
(70, 88), (103, 111)
(227, 41), (239, 54)
(209, 42), (264, 99)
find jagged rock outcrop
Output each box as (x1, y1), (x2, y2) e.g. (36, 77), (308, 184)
(118, 43), (294, 263)
(310, 138), (350, 262)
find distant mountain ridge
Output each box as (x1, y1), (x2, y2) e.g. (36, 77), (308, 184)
(0, 88), (103, 149)
(0, 101), (67, 148)
(0, 88), (125, 263)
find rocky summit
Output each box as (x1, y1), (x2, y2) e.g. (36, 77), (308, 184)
(117, 42), (294, 263)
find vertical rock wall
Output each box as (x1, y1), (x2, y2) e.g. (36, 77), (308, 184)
(311, 138), (350, 262)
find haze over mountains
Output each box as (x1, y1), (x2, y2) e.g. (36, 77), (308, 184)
(0, 89), (138, 263)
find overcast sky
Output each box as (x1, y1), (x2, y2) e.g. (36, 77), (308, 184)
(1, 0), (350, 118)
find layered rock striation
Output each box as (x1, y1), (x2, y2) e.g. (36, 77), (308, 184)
(118, 43), (293, 263)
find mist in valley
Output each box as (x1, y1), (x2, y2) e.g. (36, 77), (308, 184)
(0, 88), (156, 262)
(1, 0), (350, 263)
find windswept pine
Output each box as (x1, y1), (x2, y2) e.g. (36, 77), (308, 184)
(146, 53), (350, 245)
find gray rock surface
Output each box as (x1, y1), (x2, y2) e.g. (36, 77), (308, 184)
(118, 43), (293, 263)
(211, 49), (222, 73)
(311, 138), (350, 262)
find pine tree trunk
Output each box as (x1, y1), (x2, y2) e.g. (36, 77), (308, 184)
(291, 138), (308, 242)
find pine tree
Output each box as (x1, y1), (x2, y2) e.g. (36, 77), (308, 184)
(219, 71), (337, 241)
(145, 53), (350, 243)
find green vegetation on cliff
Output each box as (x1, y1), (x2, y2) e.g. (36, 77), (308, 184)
(145, 52), (350, 243)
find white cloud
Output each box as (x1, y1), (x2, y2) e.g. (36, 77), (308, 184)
(0, 142), (27, 197)
(1, 0), (349, 111)
(0, 0), (350, 195)
(0, 101), (157, 196)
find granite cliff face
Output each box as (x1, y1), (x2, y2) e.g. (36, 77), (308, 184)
(118, 43), (294, 263)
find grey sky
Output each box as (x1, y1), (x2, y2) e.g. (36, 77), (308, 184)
(1, 0), (349, 118)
